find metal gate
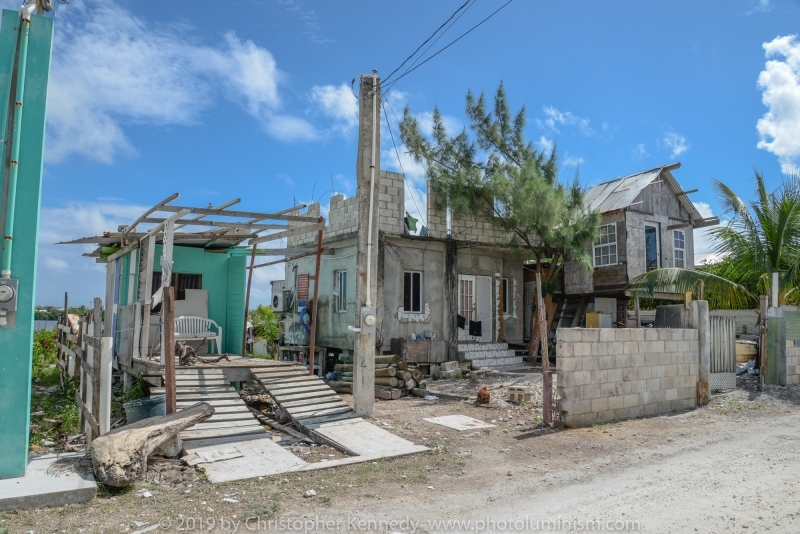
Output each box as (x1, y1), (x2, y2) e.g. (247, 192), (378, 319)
(710, 315), (736, 389)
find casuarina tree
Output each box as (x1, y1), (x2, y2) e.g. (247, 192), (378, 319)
(399, 82), (601, 354)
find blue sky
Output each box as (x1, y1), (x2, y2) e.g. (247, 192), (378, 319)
(21, 0), (800, 306)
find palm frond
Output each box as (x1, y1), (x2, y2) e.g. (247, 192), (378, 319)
(628, 268), (757, 310)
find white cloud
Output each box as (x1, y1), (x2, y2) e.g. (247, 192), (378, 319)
(537, 106), (594, 136)
(36, 200), (148, 305)
(692, 201), (719, 257)
(537, 136), (554, 154)
(309, 83), (358, 135)
(756, 35), (800, 172)
(632, 143), (649, 160)
(563, 155), (585, 167)
(46, 1), (314, 163)
(747, 0), (772, 14)
(662, 132), (690, 159)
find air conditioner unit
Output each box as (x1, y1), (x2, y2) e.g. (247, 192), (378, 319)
(271, 280), (286, 312)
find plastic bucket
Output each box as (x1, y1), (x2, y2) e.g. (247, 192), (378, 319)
(124, 395), (166, 424)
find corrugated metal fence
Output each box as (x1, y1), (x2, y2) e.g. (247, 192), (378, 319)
(710, 315), (736, 373)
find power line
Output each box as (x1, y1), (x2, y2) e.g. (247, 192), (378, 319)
(381, 0), (515, 94)
(381, 100), (427, 228)
(388, 0), (477, 90)
(382, 0), (472, 86)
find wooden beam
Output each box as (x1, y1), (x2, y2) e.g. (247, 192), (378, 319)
(121, 192), (179, 241)
(247, 249), (334, 270)
(105, 239), (139, 263)
(157, 205), (320, 223)
(308, 218), (324, 376)
(141, 218), (280, 231)
(164, 287), (176, 415)
(175, 198), (240, 230)
(257, 247), (329, 256)
(676, 189), (698, 196)
(247, 222), (325, 245)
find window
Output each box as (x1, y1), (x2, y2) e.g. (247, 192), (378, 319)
(334, 271), (347, 312)
(673, 230), (686, 268)
(500, 278), (509, 315)
(403, 271), (423, 313)
(645, 224), (660, 271)
(151, 272), (202, 301)
(593, 224), (617, 267)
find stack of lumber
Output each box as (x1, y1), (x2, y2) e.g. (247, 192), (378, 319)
(328, 354), (423, 399)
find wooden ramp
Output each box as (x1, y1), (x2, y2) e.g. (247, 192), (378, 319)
(249, 365), (360, 434)
(151, 368), (266, 443)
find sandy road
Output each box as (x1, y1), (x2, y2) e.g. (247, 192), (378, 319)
(342, 407), (800, 533)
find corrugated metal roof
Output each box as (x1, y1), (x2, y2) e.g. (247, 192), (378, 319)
(584, 167), (663, 213)
(584, 164), (704, 223)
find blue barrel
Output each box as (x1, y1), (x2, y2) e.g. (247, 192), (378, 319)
(124, 395), (166, 423)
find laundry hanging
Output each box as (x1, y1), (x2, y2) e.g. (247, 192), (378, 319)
(457, 314), (466, 329)
(468, 320), (482, 338)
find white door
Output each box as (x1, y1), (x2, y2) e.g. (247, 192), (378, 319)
(457, 275), (475, 341)
(476, 276), (493, 342)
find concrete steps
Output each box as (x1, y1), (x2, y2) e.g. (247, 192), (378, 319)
(457, 342), (524, 368)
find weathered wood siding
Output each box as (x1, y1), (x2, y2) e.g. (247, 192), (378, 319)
(592, 210), (628, 292)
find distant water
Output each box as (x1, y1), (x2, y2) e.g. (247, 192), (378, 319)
(34, 320), (57, 331)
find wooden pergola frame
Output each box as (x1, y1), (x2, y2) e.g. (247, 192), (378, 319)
(62, 192), (330, 384)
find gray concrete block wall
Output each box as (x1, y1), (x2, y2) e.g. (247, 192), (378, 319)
(556, 328), (699, 427)
(784, 340), (800, 385)
(286, 203), (321, 248)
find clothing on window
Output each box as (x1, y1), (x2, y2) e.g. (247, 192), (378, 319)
(457, 314), (466, 329)
(468, 320), (482, 337)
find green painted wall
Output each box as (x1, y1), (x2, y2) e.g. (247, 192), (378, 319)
(123, 245), (246, 354)
(0, 11), (53, 479)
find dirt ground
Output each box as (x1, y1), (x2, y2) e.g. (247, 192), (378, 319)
(2, 374), (800, 533)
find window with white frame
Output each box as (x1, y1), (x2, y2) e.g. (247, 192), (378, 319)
(334, 270), (347, 312)
(403, 271), (423, 313)
(593, 224), (617, 267)
(501, 278), (509, 315)
(673, 230), (686, 268)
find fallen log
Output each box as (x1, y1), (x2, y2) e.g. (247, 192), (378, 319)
(375, 354), (398, 364)
(403, 379), (417, 390)
(374, 377), (399, 387)
(90, 402), (213, 487)
(375, 367), (397, 377)
(410, 368), (422, 381)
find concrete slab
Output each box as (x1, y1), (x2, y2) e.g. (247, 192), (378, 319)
(0, 454), (96, 511)
(423, 414), (496, 431)
(312, 419), (429, 458)
(182, 435), (307, 483)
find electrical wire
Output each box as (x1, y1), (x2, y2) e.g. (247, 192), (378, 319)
(382, 0), (472, 86)
(381, 0), (515, 95)
(386, 0), (477, 92)
(381, 99), (427, 228)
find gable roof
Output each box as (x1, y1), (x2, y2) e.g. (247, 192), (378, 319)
(583, 163), (704, 223)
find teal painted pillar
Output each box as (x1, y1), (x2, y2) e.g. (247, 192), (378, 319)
(0, 10), (53, 479)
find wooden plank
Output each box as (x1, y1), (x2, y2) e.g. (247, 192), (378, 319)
(294, 412), (359, 428)
(180, 426), (265, 441)
(288, 404), (351, 416)
(252, 367), (305, 375)
(279, 396), (347, 409)
(191, 420), (262, 430)
(84, 335), (102, 350)
(266, 383), (329, 395)
(269, 389), (340, 402)
(164, 287), (176, 414)
(248, 222), (325, 245)
(203, 413), (260, 422)
(177, 399), (243, 407)
(122, 192), (180, 240)
(90, 298), (103, 441)
(258, 375), (322, 385)
(158, 204), (320, 223)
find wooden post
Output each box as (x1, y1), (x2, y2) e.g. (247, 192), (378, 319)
(90, 298), (103, 441)
(58, 291), (68, 384)
(242, 243), (257, 357)
(537, 272), (552, 426)
(308, 218), (324, 376)
(164, 287), (176, 414)
(760, 295), (768, 389)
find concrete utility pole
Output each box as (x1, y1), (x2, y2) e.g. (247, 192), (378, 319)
(352, 71), (380, 417)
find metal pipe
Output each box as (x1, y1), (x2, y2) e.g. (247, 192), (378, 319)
(365, 70), (378, 307)
(1, 10), (31, 278)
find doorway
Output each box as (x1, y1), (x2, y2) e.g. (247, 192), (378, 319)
(645, 223), (660, 271)
(458, 274), (493, 342)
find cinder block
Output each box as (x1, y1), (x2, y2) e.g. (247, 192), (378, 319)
(558, 342), (574, 358)
(616, 329), (632, 342)
(665, 388), (678, 401)
(572, 399), (592, 415)
(600, 381), (622, 396)
(560, 356), (581, 372)
(657, 400), (673, 413)
(632, 354), (646, 368)
(638, 366), (652, 380)
(623, 393), (639, 408)
(623, 342), (639, 355)
(583, 356), (600, 371)
(599, 329), (616, 342)
(574, 343), (592, 357)
(508, 386), (532, 403)
(643, 402), (659, 416)
(558, 328), (581, 342)
(645, 329), (659, 341)
(573, 370), (592, 386)
(607, 394), (625, 410)
(607, 368), (623, 383)
(665, 340), (678, 353)
(591, 343), (608, 356)
(581, 329), (600, 342)
(591, 397), (608, 412)
(599, 355), (616, 369)
(616, 354), (633, 368)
